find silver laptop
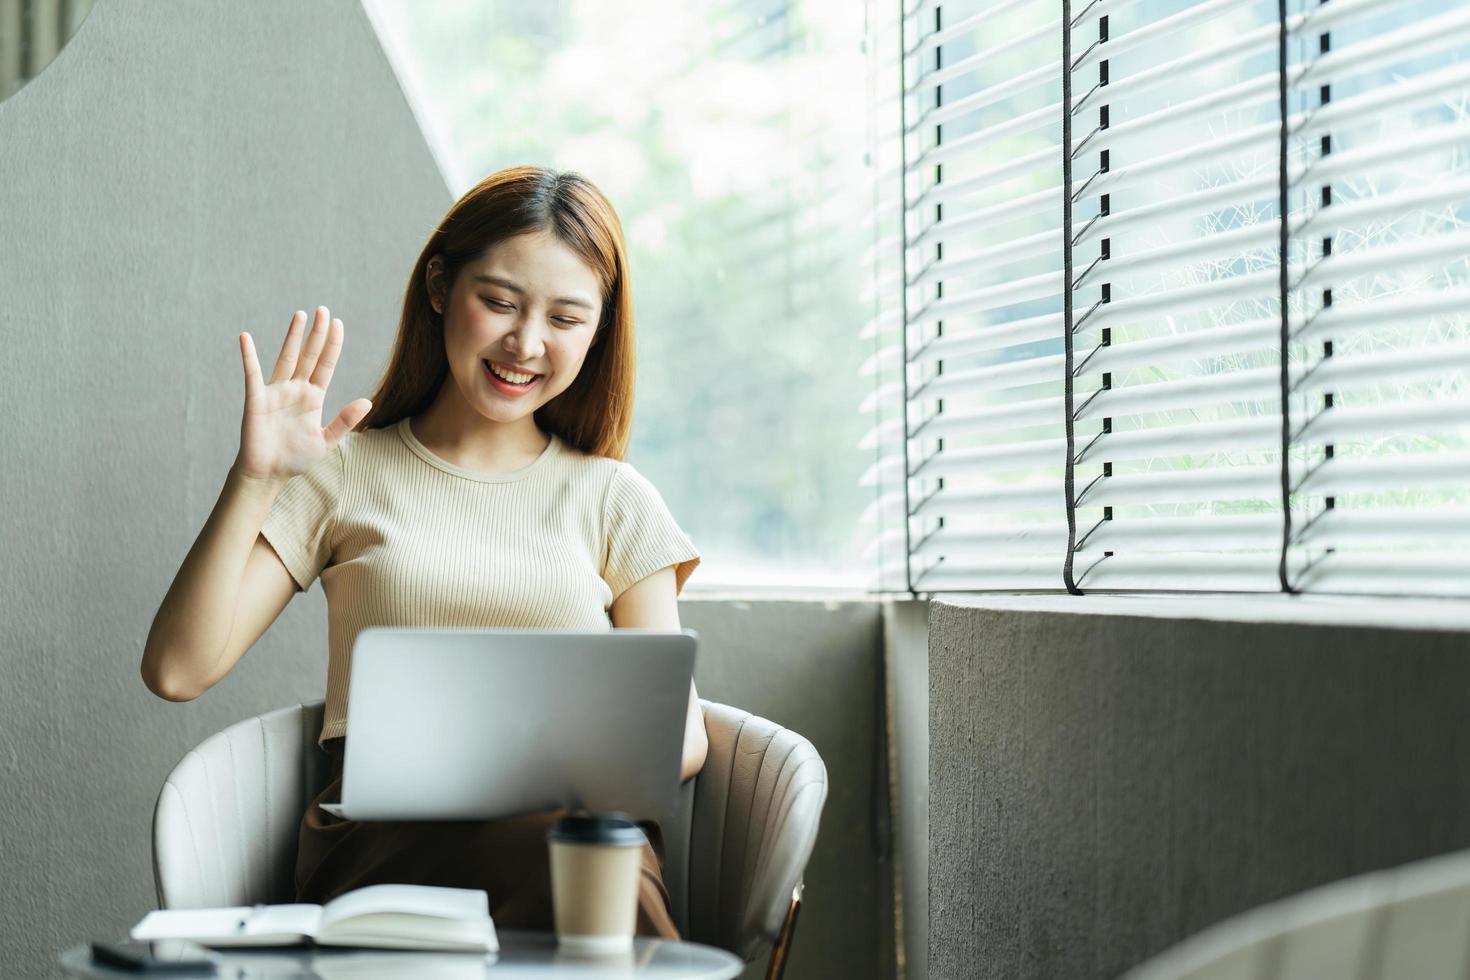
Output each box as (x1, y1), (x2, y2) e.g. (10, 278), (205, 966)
(318, 627), (697, 822)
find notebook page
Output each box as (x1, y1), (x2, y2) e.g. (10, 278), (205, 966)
(320, 912), (490, 946)
(244, 905), (322, 938)
(319, 885), (489, 931)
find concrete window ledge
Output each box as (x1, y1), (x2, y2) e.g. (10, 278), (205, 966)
(930, 590), (1470, 632)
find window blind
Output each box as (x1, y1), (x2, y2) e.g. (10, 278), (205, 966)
(861, 0), (1470, 596)
(1280, 0), (1470, 595)
(860, 0), (913, 593)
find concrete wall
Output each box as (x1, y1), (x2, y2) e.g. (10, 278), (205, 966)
(928, 594), (1470, 980)
(0, 1), (450, 974)
(884, 598), (929, 980)
(682, 598), (892, 980)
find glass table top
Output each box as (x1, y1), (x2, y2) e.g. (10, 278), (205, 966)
(60, 929), (745, 979)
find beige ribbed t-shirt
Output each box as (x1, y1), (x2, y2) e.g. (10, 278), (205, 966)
(259, 416), (701, 745)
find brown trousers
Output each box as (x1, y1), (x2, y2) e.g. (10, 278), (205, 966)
(294, 737), (681, 940)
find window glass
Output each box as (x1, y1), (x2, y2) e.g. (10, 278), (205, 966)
(366, 0), (872, 590)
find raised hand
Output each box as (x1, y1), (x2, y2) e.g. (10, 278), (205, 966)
(233, 307), (372, 485)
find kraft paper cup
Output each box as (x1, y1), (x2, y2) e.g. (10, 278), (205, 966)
(546, 813), (647, 954)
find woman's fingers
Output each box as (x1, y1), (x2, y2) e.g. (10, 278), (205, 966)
(270, 310), (307, 386)
(259, 306), (341, 393)
(324, 397), (372, 449)
(293, 306), (332, 383)
(240, 332), (263, 399)
(309, 317), (344, 390)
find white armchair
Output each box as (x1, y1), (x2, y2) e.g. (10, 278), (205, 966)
(1121, 846), (1470, 979)
(151, 699), (828, 979)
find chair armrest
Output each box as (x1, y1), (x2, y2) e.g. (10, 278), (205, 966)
(688, 700), (829, 960)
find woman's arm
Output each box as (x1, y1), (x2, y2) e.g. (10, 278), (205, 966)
(142, 467), (292, 700)
(145, 309), (366, 700)
(609, 565), (709, 782)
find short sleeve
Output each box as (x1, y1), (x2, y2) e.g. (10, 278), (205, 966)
(602, 462), (701, 602)
(259, 441), (345, 593)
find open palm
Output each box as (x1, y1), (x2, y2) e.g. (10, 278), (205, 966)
(234, 306), (372, 484)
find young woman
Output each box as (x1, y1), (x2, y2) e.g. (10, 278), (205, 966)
(140, 166), (705, 938)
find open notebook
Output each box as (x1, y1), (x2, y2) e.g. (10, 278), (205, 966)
(130, 884), (498, 954)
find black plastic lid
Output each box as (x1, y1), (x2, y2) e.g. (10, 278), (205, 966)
(546, 812), (647, 847)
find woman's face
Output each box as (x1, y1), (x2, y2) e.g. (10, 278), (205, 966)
(427, 229), (604, 428)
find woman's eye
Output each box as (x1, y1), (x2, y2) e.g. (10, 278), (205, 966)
(481, 296), (578, 325)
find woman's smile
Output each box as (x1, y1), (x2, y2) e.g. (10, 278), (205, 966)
(484, 358), (542, 396)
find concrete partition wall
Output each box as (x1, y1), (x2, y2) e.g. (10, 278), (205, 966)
(928, 594), (1470, 980)
(0, 1), (451, 975)
(883, 597), (930, 980)
(680, 598), (893, 980)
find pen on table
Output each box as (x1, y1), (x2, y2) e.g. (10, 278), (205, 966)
(237, 904), (265, 932)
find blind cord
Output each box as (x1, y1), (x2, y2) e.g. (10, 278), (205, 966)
(1061, 0), (1084, 595)
(896, 0), (915, 595)
(1277, 0), (1299, 593)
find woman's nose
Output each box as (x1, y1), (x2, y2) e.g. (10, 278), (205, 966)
(505, 317), (546, 359)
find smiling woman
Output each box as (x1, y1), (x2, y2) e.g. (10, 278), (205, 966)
(408, 227), (602, 467)
(142, 166), (703, 941)
(411, 227), (606, 466)
(362, 167), (638, 462)
(280, 167), (701, 935)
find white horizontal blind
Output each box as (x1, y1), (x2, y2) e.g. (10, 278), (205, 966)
(861, 0), (912, 593)
(1063, 0), (1294, 591)
(1282, 0), (1470, 596)
(861, 0), (1470, 596)
(871, 0), (1078, 591)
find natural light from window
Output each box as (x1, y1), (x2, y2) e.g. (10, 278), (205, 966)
(364, 0), (874, 592)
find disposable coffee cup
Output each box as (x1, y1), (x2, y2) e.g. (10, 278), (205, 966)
(546, 812), (647, 954)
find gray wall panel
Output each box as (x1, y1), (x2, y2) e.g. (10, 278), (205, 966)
(680, 598), (890, 980)
(0, 2), (451, 976)
(929, 597), (1470, 979)
(886, 598), (929, 980)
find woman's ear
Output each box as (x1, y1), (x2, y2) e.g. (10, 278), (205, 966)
(425, 256), (446, 315)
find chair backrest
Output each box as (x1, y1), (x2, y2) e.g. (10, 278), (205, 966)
(1120, 847), (1470, 979)
(151, 701), (327, 910)
(687, 700), (829, 960)
(152, 698), (827, 960)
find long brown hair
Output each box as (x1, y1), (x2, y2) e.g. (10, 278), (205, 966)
(356, 166), (636, 459)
